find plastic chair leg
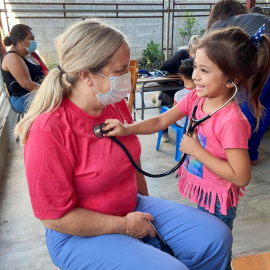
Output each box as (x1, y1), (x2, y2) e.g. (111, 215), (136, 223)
(175, 130), (183, 162)
(156, 130), (163, 150)
(17, 113), (21, 123)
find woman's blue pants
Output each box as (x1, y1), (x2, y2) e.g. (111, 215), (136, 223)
(45, 195), (232, 270)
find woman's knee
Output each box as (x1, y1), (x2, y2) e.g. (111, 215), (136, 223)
(202, 214), (233, 257)
(46, 230), (189, 270)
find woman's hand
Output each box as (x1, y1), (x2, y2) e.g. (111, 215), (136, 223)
(123, 212), (156, 239)
(179, 130), (203, 157)
(104, 119), (129, 137)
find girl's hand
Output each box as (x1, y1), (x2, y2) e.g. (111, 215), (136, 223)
(103, 119), (129, 137)
(123, 212), (156, 239)
(180, 130), (203, 156)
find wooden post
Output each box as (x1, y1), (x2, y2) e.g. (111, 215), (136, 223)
(0, 14), (7, 58)
(246, 0), (256, 9)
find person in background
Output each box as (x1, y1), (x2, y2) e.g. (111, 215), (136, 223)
(15, 19), (232, 270)
(160, 48), (189, 74)
(174, 57), (196, 128)
(158, 36), (200, 142)
(250, 6), (265, 15)
(1, 24), (48, 113)
(206, 0), (249, 32)
(151, 48), (189, 113)
(188, 35), (200, 57)
(209, 0), (270, 165)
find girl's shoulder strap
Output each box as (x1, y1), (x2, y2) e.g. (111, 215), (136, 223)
(31, 52), (41, 61)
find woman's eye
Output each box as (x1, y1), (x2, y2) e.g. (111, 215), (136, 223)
(194, 65), (197, 69)
(202, 69), (207, 73)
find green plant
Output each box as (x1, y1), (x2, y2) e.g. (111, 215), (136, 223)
(178, 12), (205, 45)
(46, 56), (57, 70)
(138, 40), (164, 71)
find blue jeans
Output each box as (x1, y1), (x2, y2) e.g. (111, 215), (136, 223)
(197, 193), (237, 270)
(11, 94), (32, 113)
(197, 194), (237, 231)
(46, 195), (232, 270)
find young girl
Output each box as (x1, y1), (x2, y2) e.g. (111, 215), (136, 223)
(105, 26), (270, 229)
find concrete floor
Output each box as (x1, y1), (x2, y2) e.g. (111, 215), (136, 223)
(0, 93), (270, 269)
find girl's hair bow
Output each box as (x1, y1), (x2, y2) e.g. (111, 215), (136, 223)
(251, 24), (265, 48)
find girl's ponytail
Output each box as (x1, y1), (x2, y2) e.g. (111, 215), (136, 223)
(15, 68), (67, 144)
(248, 36), (270, 130)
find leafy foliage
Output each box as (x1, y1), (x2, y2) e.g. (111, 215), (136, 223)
(138, 40), (164, 71)
(178, 12), (205, 45)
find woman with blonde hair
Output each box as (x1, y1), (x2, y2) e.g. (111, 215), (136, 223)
(16, 19), (232, 269)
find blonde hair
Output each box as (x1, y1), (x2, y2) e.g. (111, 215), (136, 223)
(188, 35), (200, 55)
(15, 18), (126, 144)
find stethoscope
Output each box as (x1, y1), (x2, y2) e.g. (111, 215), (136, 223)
(94, 81), (238, 178)
(93, 82), (237, 257)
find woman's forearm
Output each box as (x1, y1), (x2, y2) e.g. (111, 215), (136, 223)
(41, 207), (127, 237)
(21, 81), (39, 91)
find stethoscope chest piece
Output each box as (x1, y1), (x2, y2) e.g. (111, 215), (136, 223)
(94, 124), (105, 138)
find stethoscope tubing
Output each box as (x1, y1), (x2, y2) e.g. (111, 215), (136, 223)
(110, 136), (186, 178)
(148, 221), (175, 257)
(98, 83), (238, 179)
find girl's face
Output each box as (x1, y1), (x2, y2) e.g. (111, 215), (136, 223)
(193, 48), (231, 99)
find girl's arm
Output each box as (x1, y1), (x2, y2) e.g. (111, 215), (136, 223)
(41, 207), (156, 239)
(180, 131), (251, 187)
(136, 158), (149, 196)
(105, 105), (186, 137)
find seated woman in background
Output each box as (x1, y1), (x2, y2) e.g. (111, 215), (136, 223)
(1, 24), (48, 113)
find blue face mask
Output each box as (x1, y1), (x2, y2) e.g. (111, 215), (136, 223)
(23, 40), (37, 53)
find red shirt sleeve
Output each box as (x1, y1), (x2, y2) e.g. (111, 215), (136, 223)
(24, 129), (77, 219)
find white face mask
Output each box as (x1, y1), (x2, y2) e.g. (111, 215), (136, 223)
(92, 72), (131, 106)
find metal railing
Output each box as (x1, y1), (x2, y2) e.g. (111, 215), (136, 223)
(0, 1), (213, 72)
(0, 0), (270, 111)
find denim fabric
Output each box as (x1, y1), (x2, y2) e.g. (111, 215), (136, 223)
(197, 193), (237, 231)
(11, 94), (31, 113)
(197, 193), (237, 270)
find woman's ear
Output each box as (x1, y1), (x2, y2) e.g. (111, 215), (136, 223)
(78, 70), (93, 87)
